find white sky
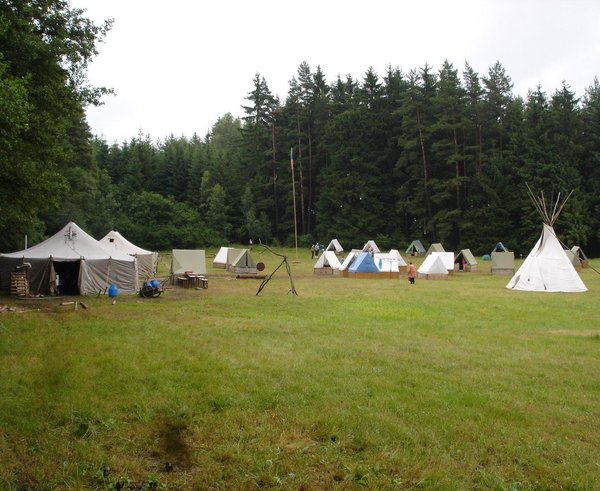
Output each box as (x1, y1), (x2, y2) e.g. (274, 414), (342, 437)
(73, 0), (600, 143)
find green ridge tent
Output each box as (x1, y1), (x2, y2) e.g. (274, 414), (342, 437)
(406, 240), (426, 256)
(426, 243), (445, 256)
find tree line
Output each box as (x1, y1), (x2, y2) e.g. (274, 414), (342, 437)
(2, 2), (599, 257)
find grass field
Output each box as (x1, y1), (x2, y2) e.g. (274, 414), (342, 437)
(1, 248), (599, 490)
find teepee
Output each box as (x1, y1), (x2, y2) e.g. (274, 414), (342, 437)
(506, 186), (587, 293)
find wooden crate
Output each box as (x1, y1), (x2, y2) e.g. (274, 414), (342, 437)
(10, 272), (29, 296)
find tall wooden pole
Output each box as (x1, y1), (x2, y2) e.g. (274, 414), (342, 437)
(290, 147), (298, 259)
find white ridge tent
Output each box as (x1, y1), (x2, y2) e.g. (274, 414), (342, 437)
(99, 230), (158, 280)
(506, 187), (587, 293)
(314, 251), (342, 274)
(339, 249), (361, 275)
(417, 254), (449, 280)
(212, 246), (231, 269)
(0, 222), (138, 295)
(362, 240), (380, 254)
(325, 239), (344, 255)
(374, 249), (407, 273)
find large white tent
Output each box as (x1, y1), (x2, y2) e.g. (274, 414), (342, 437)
(506, 224), (587, 292)
(0, 222), (138, 295)
(506, 186), (587, 293)
(99, 230), (158, 280)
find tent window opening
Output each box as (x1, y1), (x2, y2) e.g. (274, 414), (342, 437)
(53, 261), (80, 295)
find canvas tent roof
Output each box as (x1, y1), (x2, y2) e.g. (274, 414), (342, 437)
(571, 246), (589, 261)
(170, 249), (207, 275)
(348, 251), (380, 273)
(0, 222), (138, 295)
(406, 240), (426, 255)
(362, 240), (380, 254)
(507, 224), (586, 292)
(325, 239), (344, 254)
(227, 248), (257, 273)
(314, 251), (342, 269)
(339, 249), (361, 271)
(455, 249), (477, 266)
(212, 246), (231, 268)
(99, 230), (158, 279)
(417, 254), (448, 275)
(426, 243), (445, 255)
(429, 251), (454, 270)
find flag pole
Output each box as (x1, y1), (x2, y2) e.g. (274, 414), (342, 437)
(290, 147), (298, 259)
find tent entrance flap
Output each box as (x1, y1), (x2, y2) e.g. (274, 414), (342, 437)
(53, 260), (80, 295)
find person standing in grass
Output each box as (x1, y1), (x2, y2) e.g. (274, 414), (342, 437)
(407, 262), (417, 284)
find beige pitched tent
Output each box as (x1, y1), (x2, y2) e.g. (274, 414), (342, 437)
(571, 246), (589, 268)
(426, 243), (445, 256)
(171, 249), (206, 276)
(491, 251), (515, 276)
(454, 249), (478, 271)
(0, 222), (138, 295)
(227, 248), (257, 274)
(99, 230), (158, 280)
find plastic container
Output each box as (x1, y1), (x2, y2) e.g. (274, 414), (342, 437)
(108, 284), (119, 298)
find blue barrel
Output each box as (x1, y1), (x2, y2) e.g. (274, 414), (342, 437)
(150, 279), (160, 288)
(108, 284), (119, 298)
(144, 281), (153, 288)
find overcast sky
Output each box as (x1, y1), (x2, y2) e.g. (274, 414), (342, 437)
(73, 0), (600, 144)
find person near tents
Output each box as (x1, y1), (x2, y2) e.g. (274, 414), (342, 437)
(249, 238), (253, 250)
(407, 262), (417, 284)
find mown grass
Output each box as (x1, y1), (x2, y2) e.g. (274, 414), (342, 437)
(0, 249), (599, 490)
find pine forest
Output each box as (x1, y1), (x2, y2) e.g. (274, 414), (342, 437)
(1, 3), (600, 257)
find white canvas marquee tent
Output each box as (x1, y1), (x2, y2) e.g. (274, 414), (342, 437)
(506, 186), (587, 293)
(0, 222), (138, 295)
(99, 230), (158, 280)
